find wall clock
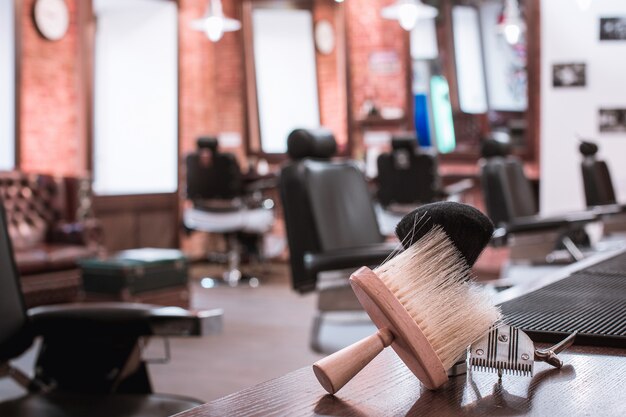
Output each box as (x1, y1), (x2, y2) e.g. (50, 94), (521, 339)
(34, 0), (70, 41)
(315, 20), (335, 55)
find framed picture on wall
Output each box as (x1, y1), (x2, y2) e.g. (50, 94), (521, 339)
(552, 63), (586, 88)
(599, 109), (626, 133)
(600, 17), (626, 41)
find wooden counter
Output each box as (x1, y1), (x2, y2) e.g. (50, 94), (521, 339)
(176, 344), (626, 416)
(439, 161), (540, 181)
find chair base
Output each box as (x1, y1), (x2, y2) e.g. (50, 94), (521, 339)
(509, 230), (564, 264)
(310, 311), (376, 354)
(199, 232), (269, 288)
(199, 272), (260, 289)
(311, 274), (373, 353)
(602, 212), (626, 234)
(508, 229), (587, 265)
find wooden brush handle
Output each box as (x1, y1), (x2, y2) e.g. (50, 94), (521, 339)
(312, 328), (394, 394)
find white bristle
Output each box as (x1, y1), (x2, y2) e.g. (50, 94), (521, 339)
(374, 226), (501, 370)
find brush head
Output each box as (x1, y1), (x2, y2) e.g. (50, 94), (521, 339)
(395, 201), (494, 267)
(373, 227), (501, 372)
(348, 202), (501, 389)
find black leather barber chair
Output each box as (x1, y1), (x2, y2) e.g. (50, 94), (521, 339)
(183, 137), (274, 286)
(376, 135), (473, 212)
(579, 140), (626, 233)
(279, 128), (396, 353)
(480, 139), (597, 265)
(0, 202), (222, 417)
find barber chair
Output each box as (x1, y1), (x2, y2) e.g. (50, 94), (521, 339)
(0, 202), (222, 417)
(480, 139), (597, 267)
(376, 135), (473, 212)
(279, 128), (397, 353)
(183, 137), (274, 286)
(579, 140), (626, 234)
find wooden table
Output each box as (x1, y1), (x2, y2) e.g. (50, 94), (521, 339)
(176, 345), (626, 416)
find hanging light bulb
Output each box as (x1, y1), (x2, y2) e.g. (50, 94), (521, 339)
(381, 0), (438, 32)
(205, 15), (225, 42)
(504, 21), (521, 44)
(497, 0), (525, 45)
(191, 0), (241, 43)
(398, 2), (419, 30)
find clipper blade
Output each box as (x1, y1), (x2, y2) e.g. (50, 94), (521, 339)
(469, 325), (534, 377)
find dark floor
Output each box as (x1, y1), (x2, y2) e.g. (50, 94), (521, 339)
(149, 262), (324, 401)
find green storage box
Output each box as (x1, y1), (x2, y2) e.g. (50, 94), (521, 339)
(79, 248), (188, 295)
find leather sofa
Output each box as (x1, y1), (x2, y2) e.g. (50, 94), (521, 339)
(0, 171), (103, 307)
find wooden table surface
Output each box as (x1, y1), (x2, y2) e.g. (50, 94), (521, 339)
(176, 344), (626, 417)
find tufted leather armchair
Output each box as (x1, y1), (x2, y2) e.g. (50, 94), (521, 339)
(0, 171), (103, 307)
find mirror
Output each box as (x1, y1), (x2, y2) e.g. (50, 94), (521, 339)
(409, 0), (530, 157)
(250, 4), (320, 154)
(243, 0), (349, 158)
(92, 0), (179, 195)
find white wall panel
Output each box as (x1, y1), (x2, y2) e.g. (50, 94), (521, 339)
(541, 0), (626, 214)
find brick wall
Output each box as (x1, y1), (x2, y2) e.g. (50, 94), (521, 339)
(179, 0), (214, 158)
(17, 0), (408, 172)
(179, 0), (246, 160)
(314, 0), (349, 151)
(20, 0), (84, 176)
(346, 0), (409, 116)
(15, 0), (412, 257)
(345, 0), (410, 153)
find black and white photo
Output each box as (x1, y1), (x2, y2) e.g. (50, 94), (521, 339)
(600, 17), (626, 41)
(599, 108), (626, 133)
(552, 63), (586, 87)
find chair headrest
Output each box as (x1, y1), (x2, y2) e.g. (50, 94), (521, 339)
(481, 139), (511, 158)
(579, 140), (599, 156)
(287, 128), (337, 160)
(391, 135), (418, 152)
(197, 136), (218, 151)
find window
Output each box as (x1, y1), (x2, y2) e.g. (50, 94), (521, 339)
(249, 4), (320, 154)
(0, 0), (15, 170)
(93, 0), (178, 195)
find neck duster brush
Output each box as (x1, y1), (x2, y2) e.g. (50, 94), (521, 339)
(313, 201), (501, 394)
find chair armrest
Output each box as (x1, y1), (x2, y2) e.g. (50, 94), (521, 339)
(303, 243), (398, 279)
(490, 227), (509, 247)
(505, 211), (598, 234)
(442, 179), (474, 199)
(48, 219), (104, 247)
(243, 177), (278, 194)
(28, 302), (223, 338)
(590, 203), (626, 215)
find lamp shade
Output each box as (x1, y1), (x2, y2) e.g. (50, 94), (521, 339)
(191, 0), (241, 42)
(381, 0), (438, 31)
